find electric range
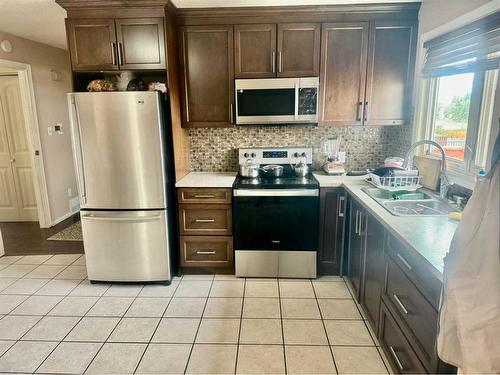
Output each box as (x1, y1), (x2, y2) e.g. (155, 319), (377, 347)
(233, 147), (319, 278)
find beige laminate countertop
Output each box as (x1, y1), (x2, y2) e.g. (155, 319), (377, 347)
(175, 172), (237, 188)
(313, 172), (458, 279)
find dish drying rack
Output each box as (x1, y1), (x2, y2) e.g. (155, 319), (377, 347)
(367, 172), (423, 192)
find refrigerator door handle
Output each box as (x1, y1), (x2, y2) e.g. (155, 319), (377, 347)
(81, 213), (162, 222)
(70, 96), (87, 205)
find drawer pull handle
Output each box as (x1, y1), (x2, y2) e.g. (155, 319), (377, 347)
(397, 253), (412, 270)
(389, 346), (405, 372)
(194, 194), (216, 198)
(195, 219), (215, 223)
(196, 250), (216, 255)
(271, 240), (280, 244)
(393, 294), (409, 315)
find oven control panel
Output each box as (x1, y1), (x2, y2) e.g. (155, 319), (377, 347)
(239, 147), (312, 165)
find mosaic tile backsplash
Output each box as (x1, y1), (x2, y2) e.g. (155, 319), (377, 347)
(189, 124), (413, 172)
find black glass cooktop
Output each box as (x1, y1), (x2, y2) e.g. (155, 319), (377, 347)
(233, 174), (319, 189)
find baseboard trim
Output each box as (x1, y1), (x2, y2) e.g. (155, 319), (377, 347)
(50, 211), (79, 227)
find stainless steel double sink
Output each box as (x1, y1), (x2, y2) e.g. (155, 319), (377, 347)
(361, 187), (458, 217)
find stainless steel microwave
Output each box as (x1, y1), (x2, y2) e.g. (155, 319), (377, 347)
(235, 77), (319, 125)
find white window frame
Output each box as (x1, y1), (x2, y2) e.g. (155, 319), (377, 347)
(413, 1), (500, 190)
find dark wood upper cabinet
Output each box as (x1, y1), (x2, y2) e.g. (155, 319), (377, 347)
(67, 17), (166, 71)
(318, 188), (345, 275)
(234, 24), (276, 78)
(67, 18), (118, 71)
(319, 23), (369, 126)
(277, 23), (320, 77)
(361, 213), (385, 333)
(364, 21), (417, 126)
(115, 18), (166, 70)
(179, 25), (234, 128)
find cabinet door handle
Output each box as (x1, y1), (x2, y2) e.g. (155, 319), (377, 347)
(194, 194), (216, 199)
(111, 42), (117, 65)
(117, 42), (123, 65)
(271, 240), (280, 244)
(397, 253), (412, 271)
(364, 101), (369, 123)
(354, 210), (359, 234)
(393, 294), (409, 315)
(230, 103), (234, 124)
(278, 51), (282, 73)
(271, 51), (276, 73)
(338, 196), (345, 217)
(358, 212), (364, 236)
(356, 101), (363, 121)
(389, 346), (405, 372)
(196, 250), (216, 255)
(195, 219), (215, 223)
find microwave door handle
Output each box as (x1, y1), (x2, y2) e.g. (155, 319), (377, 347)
(294, 83), (299, 120)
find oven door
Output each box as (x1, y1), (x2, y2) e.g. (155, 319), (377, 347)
(233, 189), (319, 251)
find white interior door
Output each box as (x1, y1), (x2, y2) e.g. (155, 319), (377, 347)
(0, 75), (37, 222)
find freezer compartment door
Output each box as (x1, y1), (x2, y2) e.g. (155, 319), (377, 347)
(69, 92), (167, 209)
(81, 210), (171, 282)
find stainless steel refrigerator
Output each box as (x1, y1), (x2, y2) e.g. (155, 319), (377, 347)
(68, 91), (175, 283)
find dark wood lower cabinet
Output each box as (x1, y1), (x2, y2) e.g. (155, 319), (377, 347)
(317, 188), (345, 275)
(379, 302), (427, 374)
(177, 188), (234, 274)
(344, 193), (454, 374)
(347, 197), (366, 299)
(361, 213), (385, 333)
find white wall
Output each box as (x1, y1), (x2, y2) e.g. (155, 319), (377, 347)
(418, 0), (492, 35)
(0, 31), (77, 225)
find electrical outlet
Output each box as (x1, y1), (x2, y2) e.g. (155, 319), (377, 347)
(67, 188), (72, 197)
(338, 151), (346, 163)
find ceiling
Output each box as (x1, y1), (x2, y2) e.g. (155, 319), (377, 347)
(0, 0), (420, 50)
(0, 0), (68, 50)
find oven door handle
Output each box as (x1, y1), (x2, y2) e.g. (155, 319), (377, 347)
(233, 189), (319, 197)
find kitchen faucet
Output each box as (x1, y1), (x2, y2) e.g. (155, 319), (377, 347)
(402, 140), (451, 200)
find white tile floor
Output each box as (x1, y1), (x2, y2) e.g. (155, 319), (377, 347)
(0, 254), (392, 374)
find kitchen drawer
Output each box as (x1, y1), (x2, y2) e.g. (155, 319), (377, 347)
(178, 188), (232, 204)
(181, 236), (233, 268)
(386, 233), (441, 309)
(379, 301), (427, 374)
(384, 255), (438, 371)
(179, 204), (232, 235)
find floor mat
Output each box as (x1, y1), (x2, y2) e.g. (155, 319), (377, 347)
(47, 221), (82, 241)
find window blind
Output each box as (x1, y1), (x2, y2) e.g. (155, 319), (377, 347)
(423, 11), (500, 77)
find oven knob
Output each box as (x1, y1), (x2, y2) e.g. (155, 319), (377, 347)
(244, 153), (249, 158)
(294, 152), (300, 157)
(251, 152), (256, 158)
(301, 152), (307, 157)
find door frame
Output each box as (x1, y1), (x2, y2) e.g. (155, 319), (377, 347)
(0, 59), (51, 228)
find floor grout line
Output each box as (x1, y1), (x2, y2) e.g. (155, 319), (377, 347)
(233, 277), (246, 375)
(132, 285), (176, 375)
(277, 278), (287, 375)
(182, 275), (214, 375)
(312, 277), (340, 375)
